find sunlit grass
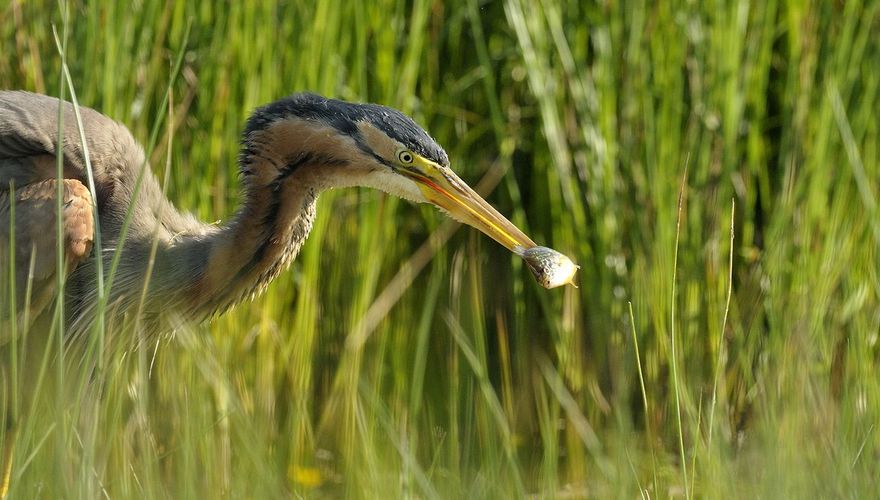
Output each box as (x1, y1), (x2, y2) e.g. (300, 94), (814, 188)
(2, 0), (879, 497)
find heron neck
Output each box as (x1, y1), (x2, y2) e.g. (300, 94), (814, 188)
(69, 160), (337, 329)
(182, 159), (343, 319)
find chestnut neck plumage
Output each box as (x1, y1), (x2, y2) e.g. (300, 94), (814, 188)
(180, 118), (359, 319)
(70, 117), (362, 329)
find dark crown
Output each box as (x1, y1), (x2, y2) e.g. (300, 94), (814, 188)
(245, 93), (449, 167)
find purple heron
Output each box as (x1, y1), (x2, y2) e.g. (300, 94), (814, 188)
(0, 91), (577, 496)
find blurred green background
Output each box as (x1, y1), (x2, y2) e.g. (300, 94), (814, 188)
(1, 0), (878, 497)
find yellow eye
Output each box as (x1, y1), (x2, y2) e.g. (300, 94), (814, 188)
(397, 150), (415, 164)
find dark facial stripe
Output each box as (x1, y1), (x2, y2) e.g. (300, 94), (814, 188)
(352, 134), (394, 170)
(273, 152), (316, 191)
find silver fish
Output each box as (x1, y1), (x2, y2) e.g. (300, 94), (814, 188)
(519, 246), (579, 289)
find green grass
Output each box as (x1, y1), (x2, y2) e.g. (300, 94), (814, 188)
(2, 0), (879, 497)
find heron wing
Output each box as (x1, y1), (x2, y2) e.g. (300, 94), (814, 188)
(0, 90), (148, 192)
(0, 179), (94, 327)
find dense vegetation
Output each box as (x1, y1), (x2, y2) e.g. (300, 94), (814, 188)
(1, 0), (878, 497)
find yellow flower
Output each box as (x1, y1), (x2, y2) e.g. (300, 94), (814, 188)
(289, 465), (324, 488)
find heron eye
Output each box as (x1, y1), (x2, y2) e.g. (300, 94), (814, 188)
(397, 150), (415, 164)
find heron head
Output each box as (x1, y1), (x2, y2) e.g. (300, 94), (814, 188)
(244, 93), (537, 253)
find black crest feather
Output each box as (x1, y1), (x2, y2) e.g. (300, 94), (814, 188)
(244, 93), (449, 167)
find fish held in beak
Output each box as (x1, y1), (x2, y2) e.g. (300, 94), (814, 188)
(405, 163), (579, 289)
(517, 246), (580, 289)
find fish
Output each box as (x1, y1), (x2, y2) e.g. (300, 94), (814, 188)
(517, 246), (580, 289)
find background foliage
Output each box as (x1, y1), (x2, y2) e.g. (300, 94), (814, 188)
(1, 0), (878, 497)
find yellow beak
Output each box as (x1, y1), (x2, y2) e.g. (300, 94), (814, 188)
(400, 158), (579, 289)
(402, 162), (537, 253)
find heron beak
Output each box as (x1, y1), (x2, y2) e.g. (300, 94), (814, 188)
(402, 161), (536, 253)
